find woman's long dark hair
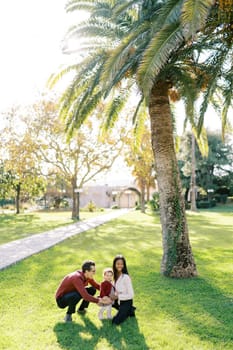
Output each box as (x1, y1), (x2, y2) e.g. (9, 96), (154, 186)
(112, 254), (129, 281)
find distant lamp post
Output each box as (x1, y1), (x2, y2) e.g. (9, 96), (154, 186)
(125, 190), (131, 208)
(74, 188), (83, 220)
(207, 189), (214, 202)
(112, 190), (118, 206)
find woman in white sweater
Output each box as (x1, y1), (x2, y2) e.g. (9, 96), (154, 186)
(112, 254), (136, 325)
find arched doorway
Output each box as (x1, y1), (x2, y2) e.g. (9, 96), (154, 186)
(118, 187), (141, 208)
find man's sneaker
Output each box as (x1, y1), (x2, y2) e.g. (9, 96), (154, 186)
(77, 309), (87, 315)
(64, 313), (72, 322)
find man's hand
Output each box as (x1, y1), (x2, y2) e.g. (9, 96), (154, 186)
(98, 296), (112, 305)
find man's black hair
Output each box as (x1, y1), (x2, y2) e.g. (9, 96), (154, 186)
(82, 260), (95, 273)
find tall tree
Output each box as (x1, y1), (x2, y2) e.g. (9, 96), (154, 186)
(0, 111), (45, 214)
(49, 0), (199, 277)
(49, 0), (232, 276)
(124, 128), (155, 212)
(27, 99), (126, 219)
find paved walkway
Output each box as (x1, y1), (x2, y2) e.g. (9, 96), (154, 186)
(0, 209), (129, 270)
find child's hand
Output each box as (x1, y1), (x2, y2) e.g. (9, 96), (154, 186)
(101, 296), (112, 304)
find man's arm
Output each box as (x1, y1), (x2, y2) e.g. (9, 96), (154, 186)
(89, 278), (100, 290)
(73, 278), (99, 303)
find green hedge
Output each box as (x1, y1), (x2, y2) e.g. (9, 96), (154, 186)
(196, 200), (216, 208)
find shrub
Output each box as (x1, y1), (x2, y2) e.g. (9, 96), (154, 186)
(87, 200), (96, 212)
(135, 203), (141, 210)
(196, 200), (216, 208)
(149, 192), (160, 212)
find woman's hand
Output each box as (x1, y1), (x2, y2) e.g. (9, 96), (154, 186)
(109, 291), (118, 300)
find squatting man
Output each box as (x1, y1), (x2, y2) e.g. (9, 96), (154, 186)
(55, 260), (112, 322)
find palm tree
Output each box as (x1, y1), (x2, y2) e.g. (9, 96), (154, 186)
(49, 0), (199, 277)
(49, 0), (231, 277)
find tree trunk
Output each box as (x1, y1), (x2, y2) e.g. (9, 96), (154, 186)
(190, 132), (197, 212)
(146, 184), (150, 202)
(77, 191), (80, 220)
(140, 180), (146, 213)
(15, 183), (21, 214)
(71, 178), (77, 219)
(149, 81), (197, 278)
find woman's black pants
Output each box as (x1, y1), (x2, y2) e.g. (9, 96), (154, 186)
(112, 299), (133, 325)
(56, 287), (96, 314)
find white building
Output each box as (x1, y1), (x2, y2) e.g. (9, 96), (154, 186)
(79, 184), (140, 209)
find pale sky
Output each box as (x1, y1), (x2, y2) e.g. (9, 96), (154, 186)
(0, 1), (229, 186)
(0, 0), (225, 134)
(0, 0), (69, 109)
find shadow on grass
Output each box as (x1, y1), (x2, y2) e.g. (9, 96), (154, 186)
(0, 213), (38, 224)
(196, 204), (233, 213)
(54, 316), (149, 350)
(147, 271), (233, 347)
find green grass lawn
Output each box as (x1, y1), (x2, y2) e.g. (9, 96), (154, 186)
(0, 209), (109, 245)
(0, 207), (232, 350)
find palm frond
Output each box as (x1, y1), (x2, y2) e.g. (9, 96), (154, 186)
(133, 98), (149, 150)
(65, 18), (123, 42)
(170, 63), (209, 157)
(74, 39), (112, 53)
(221, 78), (233, 140)
(65, 0), (96, 13)
(102, 88), (130, 132)
(102, 22), (150, 91)
(58, 52), (107, 135)
(47, 64), (78, 88)
(181, 0), (215, 39)
(209, 94), (222, 116)
(113, 0), (137, 15)
(182, 94), (209, 157)
(192, 126), (209, 157)
(151, 0), (183, 30)
(58, 53), (104, 116)
(198, 47), (230, 135)
(92, 1), (114, 18)
(112, 0), (141, 22)
(132, 94), (144, 125)
(65, 89), (103, 139)
(138, 22), (184, 100)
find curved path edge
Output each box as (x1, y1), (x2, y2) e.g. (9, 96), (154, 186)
(0, 209), (129, 271)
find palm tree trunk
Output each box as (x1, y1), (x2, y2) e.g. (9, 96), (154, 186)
(149, 81), (197, 278)
(190, 132), (197, 211)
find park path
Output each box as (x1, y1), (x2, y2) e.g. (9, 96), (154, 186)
(0, 209), (129, 271)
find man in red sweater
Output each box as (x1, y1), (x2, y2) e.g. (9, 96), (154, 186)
(55, 260), (111, 322)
